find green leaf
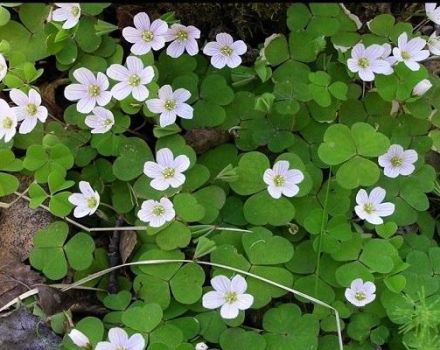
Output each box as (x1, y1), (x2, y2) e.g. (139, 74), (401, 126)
(328, 81), (348, 100)
(137, 249), (184, 280)
(113, 137), (153, 181)
(193, 186), (226, 224)
(243, 191), (295, 226)
(173, 193), (206, 222)
(49, 191), (73, 217)
(242, 228), (294, 265)
(28, 183), (48, 208)
(369, 14), (395, 37)
(64, 232), (95, 271)
(122, 303), (163, 333)
(351, 122), (390, 157)
(19, 3), (49, 33)
(103, 290), (132, 311)
(0, 173), (18, 196)
(0, 7), (10, 27)
(220, 329), (267, 350)
(170, 263), (205, 304)
(336, 156), (380, 189)
(264, 35), (289, 66)
(200, 74), (234, 106)
(360, 239), (398, 274)
(75, 17), (101, 53)
(29, 222), (69, 280)
(318, 124), (356, 165)
(287, 3), (311, 31)
(156, 221), (191, 251)
(230, 152), (270, 195)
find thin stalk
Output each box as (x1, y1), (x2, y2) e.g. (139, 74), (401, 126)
(314, 167), (332, 296)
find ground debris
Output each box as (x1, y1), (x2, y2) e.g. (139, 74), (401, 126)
(0, 308), (61, 350)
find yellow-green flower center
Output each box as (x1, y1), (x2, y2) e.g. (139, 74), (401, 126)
(358, 57), (369, 68)
(26, 103), (38, 116)
(71, 5), (80, 17)
(104, 118), (113, 126)
(273, 175), (285, 187)
(363, 203), (375, 214)
(88, 84), (100, 97)
(142, 30), (154, 42)
(176, 30), (188, 41)
(224, 291), (238, 304)
(401, 51), (411, 60)
(87, 196), (97, 209)
(115, 347), (127, 350)
(128, 74), (141, 87)
(220, 45), (233, 56)
(2, 116), (13, 129)
(355, 291), (366, 301)
(162, 167), (175, 179)
(390, 156), (402, 167)
(0, 63), (4, 71)
(164, 99), (176, 111)
(152, 205), (165, 216)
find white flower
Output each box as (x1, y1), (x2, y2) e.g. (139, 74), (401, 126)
(96, 327), (145, 350)
(347, 43), (392, 81)
(68, 329), (90, 348)
(65, 67), (111, 114)
(85, 107), (114, 134)
(378, 144), (418, 178)
(164, 23), (201, 58)
(106, 56), (154, 102)
(146, 85), (193, 127)
(392, 32), (429, 71)
(339, 4), (362, 30)
(68, 181), (100, 218)
(202, 274), (254, 319)
(0, 54), (7, 82)
(195, 342), (208, 350)
(0, 99), (17, 143)
(10, 88), (48, 134)
(137, 197), (175, 228)
(427, 32), (440, 55)
(345, 278), (376, 307)
(263, 160), (304, 199)
(122, 12), (168, 55)
(52, 3), (81, 29)
(412, 78), (432, 96)
(380, 43), (397, 67)
(354, 187), (395, 225)
(143, 148), (190, 190)
(203, 33), (247, 69)
(426, 3), (440, 24)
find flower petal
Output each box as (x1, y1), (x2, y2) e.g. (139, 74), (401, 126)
(220, 303), (239, 319)
(211, 275), (231, 292)
(369, 187), (386, 204)
(230, 275), (247, 294)
(202, 291), (224, 309)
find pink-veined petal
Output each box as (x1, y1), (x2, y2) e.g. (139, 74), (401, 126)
(133, 12), (150, 30)
(230, 275), (247, 294)
(106, 64), (129, 81)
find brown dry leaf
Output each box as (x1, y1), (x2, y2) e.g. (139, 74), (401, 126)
(0, 253), (44, 308)
(184, 129), (231, 154)
(119, 230), (138, 263)
(38, 78), (69, 120)
(0, 176), (51, 309)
